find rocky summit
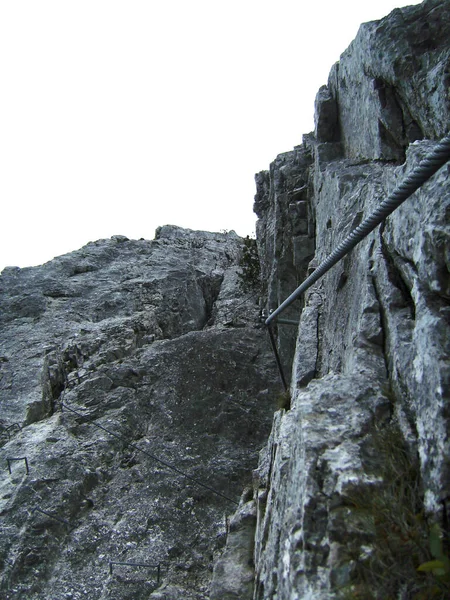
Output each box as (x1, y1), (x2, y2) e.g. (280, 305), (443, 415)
(1, 0), (450, 599)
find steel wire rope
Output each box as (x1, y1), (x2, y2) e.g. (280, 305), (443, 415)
(57, 296), (258, 507)
(59, 400), (239, 506)
(265, 133), (450, 389)
(266, 133), (450, 326)
(220, 298), (249, 323)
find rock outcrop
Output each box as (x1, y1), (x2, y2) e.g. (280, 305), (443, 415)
(1, 1), (449, 599)
(0, 226), (280, 599)
(214, 0), (450, 598)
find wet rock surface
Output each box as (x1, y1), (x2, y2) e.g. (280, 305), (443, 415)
(0, 226), (280, 599)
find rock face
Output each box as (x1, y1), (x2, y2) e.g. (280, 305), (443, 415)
(215, 1), (450, 598)
(1, 2), (449, 599)
(0, 226), (281, 599)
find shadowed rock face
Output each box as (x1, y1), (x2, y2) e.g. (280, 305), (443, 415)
(0, 226), (281, 599)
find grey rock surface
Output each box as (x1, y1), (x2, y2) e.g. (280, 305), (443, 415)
(0, 227), (280, 599)
(217, 1), (450, 598)
(1, 1), (449, 599)
(327, 0), (449, 161)
(210, 492), (256, 600)
(254, 146), (314, 376)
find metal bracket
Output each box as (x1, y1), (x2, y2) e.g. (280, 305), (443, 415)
(276, 318), (299, 326)
(5, 423), (22, 439)
(267, 326), (288, 391)
(6, 456), (29, 475)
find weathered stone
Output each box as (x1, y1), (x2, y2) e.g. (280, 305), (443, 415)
(251, 135), (449, 597)
(328, 0), (449, 161)
(217, 2), (450, 599)
(288, 185), (308, 202)
(314, 141), (344, 164)
(314, 85), (340, 143)
(291, 288), (322, 387)
(293, 235), (315, 268)
(1, 2), (449, 599)
(210, 496), (256, 600)
(251, 375), (391, 599)
(255, 146), (314, 377)
(0, 228), (280, 599)
(289, 201), (309, 236)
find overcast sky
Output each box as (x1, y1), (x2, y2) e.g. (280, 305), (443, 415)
(0, 0), (422, 271)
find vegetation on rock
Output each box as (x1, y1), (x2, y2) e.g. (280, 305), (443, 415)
(340, 424), (450, 600)
(237, 236), (261, 294)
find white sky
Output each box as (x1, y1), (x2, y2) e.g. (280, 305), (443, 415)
(0, 0), (422, 271)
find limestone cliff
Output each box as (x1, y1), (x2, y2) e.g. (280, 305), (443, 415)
(0, 227), (280, 599)
(1, 1), (449, 599)
(213, 0), (450, 598)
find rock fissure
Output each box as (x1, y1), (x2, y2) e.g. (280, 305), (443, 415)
(369, 269), (391, 382)
(379, 224), (416, 318)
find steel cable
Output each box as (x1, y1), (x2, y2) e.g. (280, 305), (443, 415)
(266, 133), (450, 326)
(60, 401), (239, 505)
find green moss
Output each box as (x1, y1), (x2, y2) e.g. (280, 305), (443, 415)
(275, 391), (291, 411)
